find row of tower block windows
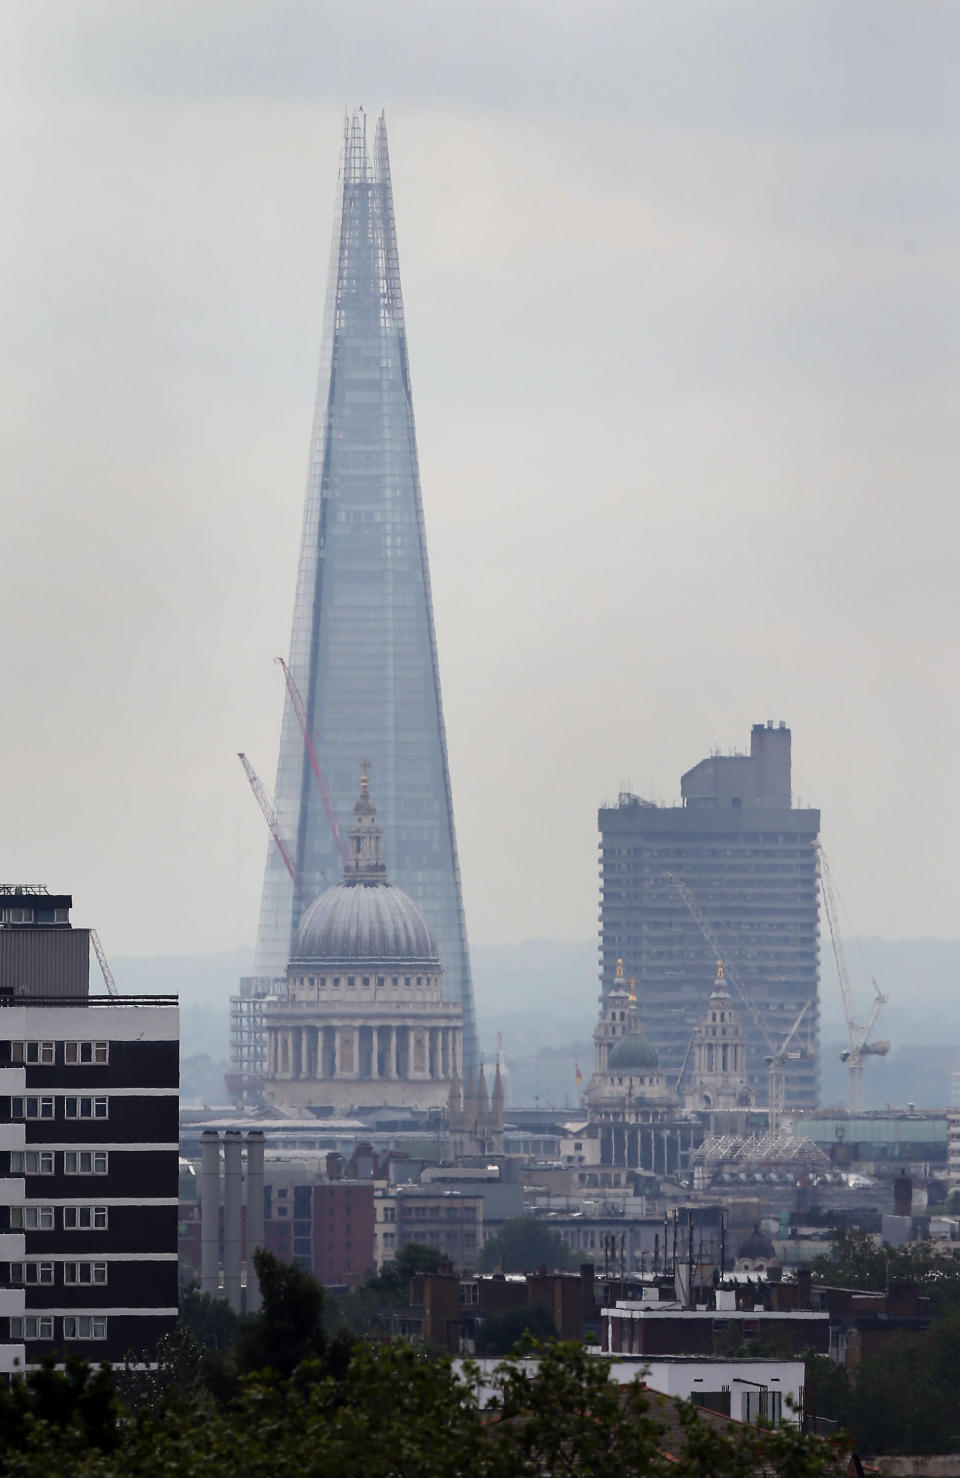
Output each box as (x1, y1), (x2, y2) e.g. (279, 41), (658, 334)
(602, 860), (815, 872)
(6, 1262), (109, 1285)
(9, 1315), (107, 1341)
(608, 916), (809, 928)
(601, 840), (814, 853)
(5, 1041), (109, 1065)
(10, 1206), (110, 1229)
(295, 975), (434, 990)
(0, 907), (69, 923)
(618, 950), (816, 964)
(10, 1150), (108, 1174)
(9, 1097), (109, 1120)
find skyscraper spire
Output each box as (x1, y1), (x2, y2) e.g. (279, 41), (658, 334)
(252, 111), (478, 1068)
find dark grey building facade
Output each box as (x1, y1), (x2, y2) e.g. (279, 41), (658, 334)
(250, 110), (477, 1070)
(0, 885), (88, 999)
(0, 888), (179, 1369)
(598, 723), (820, 1110)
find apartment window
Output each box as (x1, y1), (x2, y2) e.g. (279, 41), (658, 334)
(64, 1097), (108, 1120)
(64, 1042), (109, 1065)
(10, 1097), (54, 1119)
(64, 1151), (108, 1175)
(9, 1151), (54, 1174)
(62, 1315), (108, 1340)
(63, 1263), (108, 1285)
(10, 1206), (54, 1230)
(9, 1262), (54, 1285)
(9, 1316), (53, 1340)
(10, 1041), (54, 1065)
(63, 1207), (108, 1230)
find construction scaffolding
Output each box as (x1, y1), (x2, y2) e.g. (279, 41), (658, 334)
(692, 1131), (831, 1171)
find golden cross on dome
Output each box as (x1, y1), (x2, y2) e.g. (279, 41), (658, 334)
(360, 758), (370, 795)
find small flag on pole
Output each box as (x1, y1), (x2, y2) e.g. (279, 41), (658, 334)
(575, 1061), (583, 1086)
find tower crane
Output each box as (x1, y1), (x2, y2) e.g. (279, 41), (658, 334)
(237, 753), (310, 902)
(819, 846), (889, 1114)
(89, 930), (118, 997)
(274, 658), (348, 867)
(665, 872), (812, 1133)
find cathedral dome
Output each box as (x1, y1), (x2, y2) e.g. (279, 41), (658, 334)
(608, 1031), (659, 1072)
(737, 1225), (777, 1263)
(294, 880), (438, 968)
(291, 766), (439, 970)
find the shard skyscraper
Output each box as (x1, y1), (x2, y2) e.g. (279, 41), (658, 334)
(252, 110), (478, 1071)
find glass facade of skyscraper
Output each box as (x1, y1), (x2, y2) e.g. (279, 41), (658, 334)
(253, 112), (478, 1069)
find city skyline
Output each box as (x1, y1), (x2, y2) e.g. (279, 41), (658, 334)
(1, 5), (959, 963)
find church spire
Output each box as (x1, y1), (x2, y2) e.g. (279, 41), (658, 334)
(342, 762), (387, 885)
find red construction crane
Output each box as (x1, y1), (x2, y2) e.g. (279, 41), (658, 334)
(274, 657), (348, 866)
(237, 752), (310, 901)
(89, 929), (119, 998)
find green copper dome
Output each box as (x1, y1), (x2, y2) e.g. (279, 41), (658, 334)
(608, 1031), (659, 1072)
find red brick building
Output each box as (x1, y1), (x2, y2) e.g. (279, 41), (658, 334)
(179, 1164), (375, 1290)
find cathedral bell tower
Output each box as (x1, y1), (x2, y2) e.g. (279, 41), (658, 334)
(684, 963), (754, 1114)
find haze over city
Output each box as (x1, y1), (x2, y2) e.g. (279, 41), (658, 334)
(1, 1), (958, 962)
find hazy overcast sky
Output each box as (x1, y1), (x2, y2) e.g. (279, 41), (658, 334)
(2, 1), (959, 961)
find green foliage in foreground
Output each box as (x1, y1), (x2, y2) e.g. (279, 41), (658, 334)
(0, 1339), (846, 1478)
(836, 1313), (960, 1456)
(0, 1254), (848, 1475)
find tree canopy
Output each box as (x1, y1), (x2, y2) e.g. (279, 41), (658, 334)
(338, 1242), (445, 1335)
(478, 1217), (578, 1273)
(0, 1250), (851, 1475)
(812, 1226), (960, 1317)
(0, 1335), (847, 1477)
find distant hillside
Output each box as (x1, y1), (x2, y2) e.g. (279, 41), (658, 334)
(473, 938), (597, 1060)
(103, 935), (960, 1110)
(108, 948), (252, 1062)
(109, 948), (253, 1007)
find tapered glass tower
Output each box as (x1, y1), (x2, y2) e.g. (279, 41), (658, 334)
(253, 110), (478, 1070)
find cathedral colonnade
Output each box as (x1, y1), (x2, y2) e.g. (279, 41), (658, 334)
(266, 1021), (462, 1084)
